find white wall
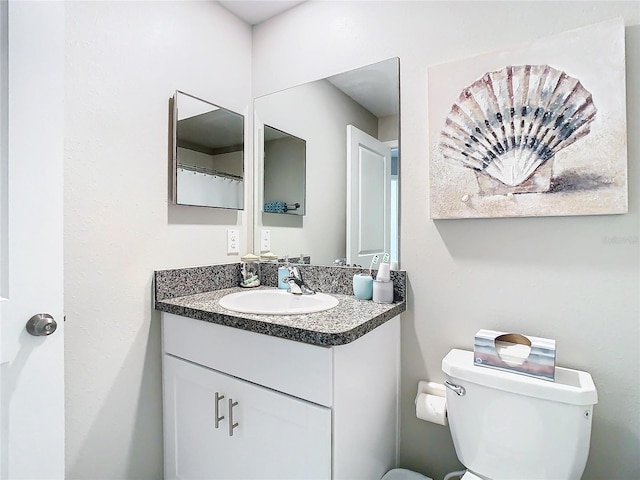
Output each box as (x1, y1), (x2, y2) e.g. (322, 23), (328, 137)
(255, 79), (377, 265)
(64, 2), (252, 478)
(253, 2), (640, 479)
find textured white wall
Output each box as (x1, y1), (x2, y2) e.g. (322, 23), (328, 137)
(253, 2), (640, 479)
(64, 2), (252, 478)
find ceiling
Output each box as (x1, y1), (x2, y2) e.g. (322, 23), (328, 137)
(218, 1), (307, 25)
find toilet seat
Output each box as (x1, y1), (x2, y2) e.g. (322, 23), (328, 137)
(460, 471), (483, 480)
(381, 468), (432, 480)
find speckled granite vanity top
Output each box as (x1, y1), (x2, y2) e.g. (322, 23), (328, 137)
(154, 263), (406, 346)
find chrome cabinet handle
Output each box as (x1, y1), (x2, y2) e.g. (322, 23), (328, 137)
(214, 392), (225, 428)
(445, 381), (466, 396)
(228, 398), (239, 436)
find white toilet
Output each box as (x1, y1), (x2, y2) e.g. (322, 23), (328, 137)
(383, 348), (598, 480)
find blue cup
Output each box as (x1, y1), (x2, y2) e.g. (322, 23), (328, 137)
(353, 274), (373, 300)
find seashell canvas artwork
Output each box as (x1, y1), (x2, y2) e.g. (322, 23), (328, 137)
(429, 18), (627, 219)
(440, 64), (597, 195)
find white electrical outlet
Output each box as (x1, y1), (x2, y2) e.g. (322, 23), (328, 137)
(260, 229), (271, 252)
(227, 229), (240, 254)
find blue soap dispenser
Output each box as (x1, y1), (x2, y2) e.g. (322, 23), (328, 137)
(278, 256), (290, 289)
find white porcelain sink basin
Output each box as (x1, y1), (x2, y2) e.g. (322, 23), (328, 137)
(219, 289), (338, 315)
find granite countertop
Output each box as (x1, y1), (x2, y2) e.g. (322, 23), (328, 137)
(155, 285), (406, 347)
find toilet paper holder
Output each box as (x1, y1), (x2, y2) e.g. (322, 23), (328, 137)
(415, 381), (448, 426)
(416, 380), (446, 399)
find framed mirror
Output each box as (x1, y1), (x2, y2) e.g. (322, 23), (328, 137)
(263, 125), (306, 215)
(254, 58), (399, 266)
(172, 90), (244, 209)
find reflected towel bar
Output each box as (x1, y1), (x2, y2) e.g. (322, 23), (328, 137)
(178, 163), (243, 181)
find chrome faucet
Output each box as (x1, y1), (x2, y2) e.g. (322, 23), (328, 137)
(283, 265), (315, 295)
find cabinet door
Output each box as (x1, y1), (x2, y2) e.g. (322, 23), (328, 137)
(163, 354), (331, 480)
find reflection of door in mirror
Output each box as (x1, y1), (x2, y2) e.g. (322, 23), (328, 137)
(347, 125), (391, 267)
(254, 58), (399, 266)
(263, 125), (306, 215)
(172, 91), (245, 209)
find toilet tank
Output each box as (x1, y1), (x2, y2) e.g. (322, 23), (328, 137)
(442, 349), (597, 480)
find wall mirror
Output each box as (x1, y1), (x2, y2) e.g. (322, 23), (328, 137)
(263, 125), (306, 215)
(172, 90), (244, 209)
(254, 57), (399, 266)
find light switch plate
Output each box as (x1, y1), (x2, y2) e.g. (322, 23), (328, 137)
(260, 229), (270, 252)
(227, 229), (240, 254)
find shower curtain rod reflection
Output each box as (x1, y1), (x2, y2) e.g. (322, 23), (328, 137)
(178, 163), (243, 181)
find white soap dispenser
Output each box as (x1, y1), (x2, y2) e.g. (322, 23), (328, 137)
(373, 253), (393, 303)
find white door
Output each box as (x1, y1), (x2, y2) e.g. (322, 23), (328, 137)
(163, 355), (331, 479)
(346, 125), (392, 266)
(0, 1), (65, 478)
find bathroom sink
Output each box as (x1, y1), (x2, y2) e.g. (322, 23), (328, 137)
(219, 289), (338, 315)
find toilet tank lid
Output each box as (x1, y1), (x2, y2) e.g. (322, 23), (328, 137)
(442, 349), (598, 406)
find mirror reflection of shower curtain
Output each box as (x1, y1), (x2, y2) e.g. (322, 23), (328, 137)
(177, 167), (243, 209)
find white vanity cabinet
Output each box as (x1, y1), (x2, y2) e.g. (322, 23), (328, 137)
(163, 355), (331, 479)
(161, 312), (400, 480)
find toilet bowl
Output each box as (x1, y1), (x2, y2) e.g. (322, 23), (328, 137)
(383, 349), (598, 480)
(443, 349), (597, 480)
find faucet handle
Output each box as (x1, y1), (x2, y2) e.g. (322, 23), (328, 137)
(283, 270), (315, 295)
(283, 276), (303, 295)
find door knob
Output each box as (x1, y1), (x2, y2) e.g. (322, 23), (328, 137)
(26, 313), (57, 336)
